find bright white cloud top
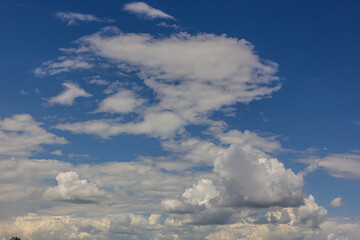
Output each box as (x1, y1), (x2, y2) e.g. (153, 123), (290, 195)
(124, 2), (175, 20)
(1, 1), (360, 240)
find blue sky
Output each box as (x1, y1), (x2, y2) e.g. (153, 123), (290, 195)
(1, 0), (360, 239)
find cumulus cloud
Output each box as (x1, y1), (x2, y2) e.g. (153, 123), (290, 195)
(0, 114), (67, 157)
(56, 11), (113, 25)
(48, 82), (92, 106)
(182, 179), (219, 207)
(124, 2), (175, 20)
(214, 145), (304, 208)
(43, 171), (110, 204)
(34, 56), (93, 76)
(95, 89), (144, 113)
(162, 144), (305, 225)
(330, 197), (342, 207)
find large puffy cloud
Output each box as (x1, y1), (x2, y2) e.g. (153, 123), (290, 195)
(162, 144), (305, 225)
(123, 2), (175, 20)
(43, 171), (110, 204)
(49, 82), (92, 106)
(0, 114), (67, 157)
(214, 145), (304, 208)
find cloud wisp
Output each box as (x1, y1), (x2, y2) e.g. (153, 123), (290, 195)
(124, 2), (175, 20)
(56, 12), (114, 25)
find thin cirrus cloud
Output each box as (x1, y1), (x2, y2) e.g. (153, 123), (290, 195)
(55, 11), (114, 25)
(48, 82), (92, 106)
(34, 56), (93, 77)
(124, 2), (175, 20)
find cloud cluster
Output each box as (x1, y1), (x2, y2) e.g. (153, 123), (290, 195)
(0, 114), (67, 157)
(50, 28), (279, 139)
(162, 144), (305, 225)
(124, 2), (175, 20)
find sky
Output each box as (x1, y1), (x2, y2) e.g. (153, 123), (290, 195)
(1, 0), (360, 239)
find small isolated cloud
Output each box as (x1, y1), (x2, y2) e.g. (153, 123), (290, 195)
(0, 114), (67, 157)
(157, 22), (180, 30)
(43, 171), (110, 204)
(49, 82), (92, 106)
(95, 89), (144, 114)
(34, 56), (93, 77)
(88, 76), (109, 86)
(124, 2), (175, 20)
(68, 153), (90, 159)
(50, 149), (63, 156)
(55, 12), (114, 26)
(330, 197), (342, 208)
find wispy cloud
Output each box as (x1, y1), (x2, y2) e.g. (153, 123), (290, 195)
(124, 2), (175, 20)
(55, 11), (114, 25)
(48, 82), (92, 106)
(34, 56), (93, 76)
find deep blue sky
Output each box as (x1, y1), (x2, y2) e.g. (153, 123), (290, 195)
(1, 1), (360, 239)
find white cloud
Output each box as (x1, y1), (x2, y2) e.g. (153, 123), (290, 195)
(34, 56), (93, 76)
(0, 114), (67, 157)
(50, 149), (63, 156)
(49, 82), (92, 106)
(43, 171), (110, 204)
(300, 153), (360, 179)
(206, 218), (355, 240)
(56, 11), (113, 25)
(213, 129), (283, 153)
(214, 145), (304, 208)
(124, 2), (175, 20)
(88, 77), (109, 86)
(182, 179), (219, 207)
(330, 197), (342, 207)
(95, 89), (145, 113)
(53, 29), (280, 138)
(55, 109), (185, 138)
(157, 21), (180, 30)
